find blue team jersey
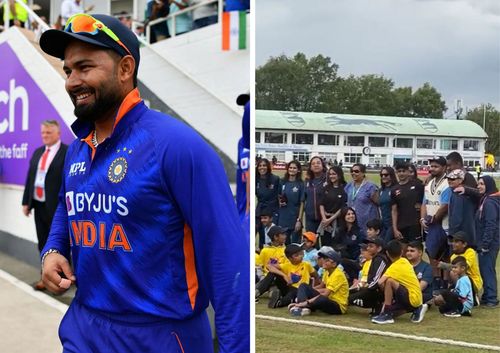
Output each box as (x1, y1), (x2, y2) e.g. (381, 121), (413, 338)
(236, 138), (249, 218)
(43, 90), (249, 353)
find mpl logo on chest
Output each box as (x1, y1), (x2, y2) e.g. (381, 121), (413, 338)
(69, 161), (86, 176)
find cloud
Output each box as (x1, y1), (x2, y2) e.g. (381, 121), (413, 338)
(256, 0), (500, 110)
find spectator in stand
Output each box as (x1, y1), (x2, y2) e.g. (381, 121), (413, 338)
(4, 0), (28, 27)
(189, 0), (218, 29)
(345, 163), (379, 234)
(278, 160), (304, 244)
(447, 169), (477, 248)
(446, 152), (477, 188)
(304, 156), (327, 233)
(378, 166), (397, 242)
(146, 0), (170, 43)
(61, 0), (94, 26)
(420, 156), (451, 291)
(406, 241), (433, 304)
(168, 0), (192, 35)
(318, 166), (347, 247)
(391, 162), (424, 247)
(117, 11), (132, 29)
(256, 158), (280, 248)
(475, 176), (499, 307)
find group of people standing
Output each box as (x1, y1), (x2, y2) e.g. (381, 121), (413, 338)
(255, 152), (499, 308)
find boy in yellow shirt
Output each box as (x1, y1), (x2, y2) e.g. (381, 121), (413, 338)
(267, 243), (319, 308)
(290, 248), (349, 316)
(373, 240), (426, 324)
(255, 226), (287, 301)
(438, 231), (482, 305)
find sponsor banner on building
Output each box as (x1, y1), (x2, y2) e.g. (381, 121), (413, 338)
(0, 42), (75, 185)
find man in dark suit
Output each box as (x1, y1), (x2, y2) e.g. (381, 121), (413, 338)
(22, 120), (68, 290)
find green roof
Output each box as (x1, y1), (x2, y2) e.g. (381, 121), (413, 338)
(256, 110), (488, 139)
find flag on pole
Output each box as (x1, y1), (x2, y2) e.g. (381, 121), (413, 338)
(222, 11), (247, 51)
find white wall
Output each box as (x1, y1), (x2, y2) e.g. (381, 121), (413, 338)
(150, 17), (250, 112)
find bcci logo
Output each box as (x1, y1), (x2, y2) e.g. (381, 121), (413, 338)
(108, 157), (128, 183)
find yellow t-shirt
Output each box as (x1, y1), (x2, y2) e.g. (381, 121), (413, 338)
(360, 259), (372, 282)
(280, 261), (315, 288)
(451, 248), (483, 292)
(384, 258), (423, 308)
(257, 245), (286, 274)
(324, 267), (349, 313)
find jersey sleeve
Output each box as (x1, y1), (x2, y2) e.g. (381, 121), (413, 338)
(159, 125), (249, 353)
(440, 187), (451, 204)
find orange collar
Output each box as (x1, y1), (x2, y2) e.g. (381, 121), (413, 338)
(82, 88), (142, 160)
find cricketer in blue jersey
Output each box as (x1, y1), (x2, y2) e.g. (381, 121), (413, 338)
(236, 100), (250, 242)
(38, 14), (249, 353)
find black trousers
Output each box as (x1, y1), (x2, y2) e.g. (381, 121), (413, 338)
(33, 201), (51, 253)
(256, 273), (298, 307)
(438, 289), (464, 314)
(349, 287), (384, 310)
(296, 283), (342, 315)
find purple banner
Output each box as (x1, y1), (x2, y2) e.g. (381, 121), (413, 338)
(0, 42), (75, 185)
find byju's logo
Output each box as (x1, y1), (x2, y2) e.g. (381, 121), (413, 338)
(66, 191), (75, 216)
(69, 161), (86, 176)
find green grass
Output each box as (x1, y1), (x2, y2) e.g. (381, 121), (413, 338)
(255, 258), (500, 352)
(256, 321), (491, 353)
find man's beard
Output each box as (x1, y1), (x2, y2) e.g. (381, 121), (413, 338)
(72, 82), (123, 123)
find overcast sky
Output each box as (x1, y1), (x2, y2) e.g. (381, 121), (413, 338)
(256, 0), (500, 115)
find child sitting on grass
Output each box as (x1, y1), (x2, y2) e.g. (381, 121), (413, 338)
(350, 243), (372, 290)
(433, 256), (473, 317)
(267, 243), (319, 308)
(255, 226), (288, 301)
(289, 248), (348, 316)
(438, 231), (482, 305)
(372, 240), (426, 324)
(302, 232), (319, 269)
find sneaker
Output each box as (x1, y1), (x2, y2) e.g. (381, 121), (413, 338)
(444, 310), (461, 317)
(411, 304), (428, 323)
(352, 298), (364, 307)
(288, 303), (297, 311)
(484, 301), (499, 308)
(268, 289), (281, 308)
(301, 308), (311, 316)
(290, 307), (302, 316)
(371, 312), (394, 324)
(255, 297), (259, 304)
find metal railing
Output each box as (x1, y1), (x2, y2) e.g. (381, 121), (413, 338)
(145, 0), (221, 44)
(1, 0), (50, 33)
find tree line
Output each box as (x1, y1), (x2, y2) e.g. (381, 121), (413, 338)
(256, 52), (499, 155)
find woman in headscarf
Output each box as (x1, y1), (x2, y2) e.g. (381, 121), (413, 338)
(475, 175), (500, 307)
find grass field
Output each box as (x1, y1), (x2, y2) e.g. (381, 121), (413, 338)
(255, 256), (500, 352)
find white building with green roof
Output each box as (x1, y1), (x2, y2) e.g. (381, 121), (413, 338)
(256, 110), (488, 167)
